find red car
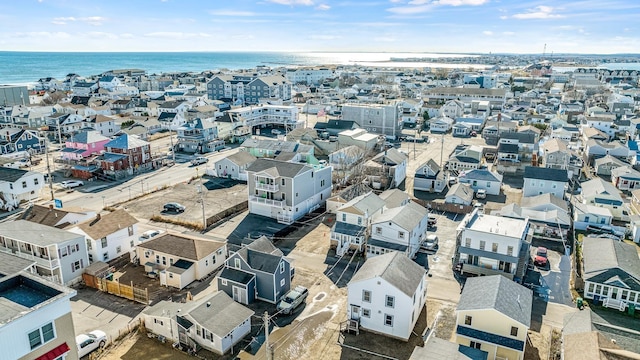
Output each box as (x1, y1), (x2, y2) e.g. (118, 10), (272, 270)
(534, 247), (548, 266)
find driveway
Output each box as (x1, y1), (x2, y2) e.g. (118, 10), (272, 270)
(527, 244), (573, 306)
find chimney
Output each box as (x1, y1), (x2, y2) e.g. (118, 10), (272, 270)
(206, 302), (211, 308)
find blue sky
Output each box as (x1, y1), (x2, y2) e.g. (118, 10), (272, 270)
(0, 0), (638, 53)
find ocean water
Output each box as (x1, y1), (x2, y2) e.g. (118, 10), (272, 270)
(0, 51), (484, 85)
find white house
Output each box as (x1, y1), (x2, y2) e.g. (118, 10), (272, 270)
(611, 165), (640, 191)
(572, 202), (614, 231)
(429, 116), (455, 133)
(347, 252), (427, 341)
(22, 204), (96, 228)
(458, 168), (503, 196)
(440, 100), (465, 118)
(522, 166), (567, 198)
(0, 168), (45, 209)
(212, 151), (257, 181)
(579, 178), (627, 221)
(454, 209), (532, 282)
(367, 202), (429, 259)
(69, 210), (139, 263)
(445, 183), (474, 206)
(135, 233), (227, 290)
(413, 159), (446, 193)
(331, 192), (386, 256)
(364, 148), (408, 189)
(142, 291), (254, 355)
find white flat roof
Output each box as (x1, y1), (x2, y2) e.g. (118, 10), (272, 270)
(467, 212), (528, 238)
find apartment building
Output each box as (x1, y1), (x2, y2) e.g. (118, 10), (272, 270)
(341, 103), (402, 138)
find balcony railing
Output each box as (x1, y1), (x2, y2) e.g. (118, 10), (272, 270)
(256, 183), (279, 192)
(249, 195), (284, 207)
(0, 247), (60, 269)
(460, 263), (514, 280)
(277, 213), (294, 225)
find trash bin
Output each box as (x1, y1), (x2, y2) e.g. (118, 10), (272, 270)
(629, 303), (635, 316)
(577, 297), (584, 309)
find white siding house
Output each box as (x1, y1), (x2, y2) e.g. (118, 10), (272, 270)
(368, 202), (428, 259)
(69, 210), (139, 263)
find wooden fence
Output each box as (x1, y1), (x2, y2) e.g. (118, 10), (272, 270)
(82, 273), (149, 304)
(205, 200), (248, 229)
(413, 199), (474, 215)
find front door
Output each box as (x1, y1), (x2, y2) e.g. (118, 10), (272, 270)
(351, 305), (360, 321)
(232, 286), (246, 304)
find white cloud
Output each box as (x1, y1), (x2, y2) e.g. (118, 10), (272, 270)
(503, 31), (515, 35)
(209, 9), (258, 16)
(389, 0), (487, 15)
(316, 4), (331, 10)
(12, 32), (71, 39)
(374, 36), (396, 42)
(51, 16), (106, 26)
(512, 6), (563, 19)
(387, 4), (433, 14)
(482, 30), (493, 35)
(144, 32), (211, 39)
(435, 0), (488, 5)
(267, 0), (314, 5)
(86, 32), (118, 39)
(120, 33), (134, 39)
(309, 34), (341, 40)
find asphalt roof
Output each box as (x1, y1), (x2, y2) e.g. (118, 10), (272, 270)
(138, 233), (225, 261)
(457, 275), (533, 327)
(245, 158), (311, 178)
(223, 151), (257, 167)
(75, 210), (138, 240)
(582, 237), (640, 291)
(460, 169), (502, 183)
(186, 291), (254, 337)
(219, 267), (255, 285)
(523, 166), (568, 182)
(70, 130), (109, 144)
(0, 167), (29, 183)
(349, 252), (425, 297)
(0, 220), (82, 246)
(497, 143), (519, 154)
(105, 133), (149, 150)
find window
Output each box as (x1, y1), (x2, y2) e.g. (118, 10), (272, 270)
(281, 178), (285, 185)
(479, 241), (485, 251)
(510, 326), (518, 337)
(72, 260), (82, 271)
(221, 278), (227, 286)
(128, 226), (134, 236)
(34, 178), (39, 185)
(384, 314), (393, 327)
(362, 290), (371, 302)
(103, 252), (108, 261)
(156, 255), (160, 263)
(492, 243), (498, 252)
(385, 295), (395, 308)
(28, 322), (55, 350)
(376, 227), (382, 235)
(465, 315), (472, 325)
(205, 259), (209, 266)
(342, 214), (346, 222)
(507, 246), (513, 256)
(358, 217), (362, 225)
(212, 256), (216, 264)
(116, 246), (121, 253)
(470, 341), (481, 350)
(362, 309), (371, 318)
(398, 232), (405, 239)
(22, 181), (27, 188)
(101, 237), (107, 248)
(280, 278), (285, 287)
(234, 258), (241, 268)
(465, 238), (471, 247)
(169, 273), (173, 278)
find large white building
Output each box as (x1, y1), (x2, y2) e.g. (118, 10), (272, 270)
(341, 103), (402, 138)
(285, 68), (333, 85)
(454, 209), (532, 282)
(227, 104), (304, 131)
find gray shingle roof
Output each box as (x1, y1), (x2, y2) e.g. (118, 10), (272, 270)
(0, 168), (29, 183)
(339, 192), (386, 216)
(523, 166), (568, 182)
(138, 233), (225, 261)
(187, 291), (254, 337)
(246, 158), (311, 178)
(458, 275), (532, 327)
(582, 237), (640, 286)
(372, 202), (427, 231)
(349, 252), (425, 297)
(225, 151), (257, 167)
(0, 220), (82, 246)
(460, 169), (502, 183)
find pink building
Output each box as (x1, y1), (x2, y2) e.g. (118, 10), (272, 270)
(61, 130), (110, 161)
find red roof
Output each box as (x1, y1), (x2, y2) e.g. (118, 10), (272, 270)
(35, 342), (70, 360)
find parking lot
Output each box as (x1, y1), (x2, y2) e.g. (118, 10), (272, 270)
(525, 239), (573, 306)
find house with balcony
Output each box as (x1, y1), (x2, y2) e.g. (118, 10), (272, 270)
(135, 233), (227, 290)
(594, 155), (626, 176)
(142, 291), (253, 355)
(246, 158), (332, 225)
(447, 145), (484, 172)
(0, 168), (45, 209)
(346, 252), (427, 341)
(582, 237), (640, 311)
(227, 104), (302, 130)
(579, 178), (628, 221)
(240, 138), (316, 163)
(367, 202), (429, 259)
(496, 143), (521, 173)
(0, 271), (79, 360)
(218, 236), (292, 304)
(454, 209), (532, 282)
(331, 192), (386, 257)
(69, 210), (138, 264)
(458, 168), (503, 196)
(0, 220), (88, 285)
(82, 114), (119, 137)
(584, 139), (634, 165)
(611, 165), (640, 191)
(522, 166), (568, 199)
(414, 159), (446, 193)
(61, 130), (110, 161)
(455, 275), (532, 360)
(176, 118), (223, 154)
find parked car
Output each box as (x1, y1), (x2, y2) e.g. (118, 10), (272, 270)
(276, 285), (309, 315)
(163, 202), (185, 213)
(428, 215), (438, 228)
(139, 230), (161, 241)
(271, 129), (282, 135)
(534, 247), (548, 267)
(421, 234), (439, 251)
(76, 330), (107, 358)
(191, 156), (208, 166)
(60, 180), (84, 189)
(470, 131), (477, 137)
(475, 189), (487, 199)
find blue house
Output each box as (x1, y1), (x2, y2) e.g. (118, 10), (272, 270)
(217, 236), (292, 304)
(176, 118), (222, 154)
(0, 129), (45, 155)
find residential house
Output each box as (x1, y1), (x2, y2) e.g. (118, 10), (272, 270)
(579, 178), (628, 221)
(337, 129), (379, 151)
(410, 336), (488, 360)
(551, 126), (580, 142)
(0, 128), (46, 155)
(83, 114), (119, 136)
(414, 159), (446, 193)
(0, 271), (79, 360)
(0, 168), (44, 209)
(440, 100), (465, 119)
(135, 233), (227, 290)
(176, 118), (223, 154)
(493, 194), (571, 242)
(347, 252), (427, 341)
(378, 188), (411, 209)
(522, 166), (568, 198)
(611, 165), (640, 191)
(453, 123), (473, 139)
(98, 75), (121, 91)
(594, 155), (626, 176)
(331, 192), (386, 256)
(96, 133), (153, 177)
(227, 104), (302, 131)
(541, 138), (582, 178)
(71, 81), (98, 96)
(142, 291), (253, 355)
(455, 115), (486, 132)
(206, 74), (291, 105)
(367, 202), (429, 259)
(584, 139), (633, 165)
(241, 138), (315, 162)
(482, 120), (517, 144)
(325, 183), (374, 215)
(445, 183), (474, 206)
(447, 145), (484, 172)
(0, 220), (89, 285)
(246, 158), (332, 224)
(429, 116), (455, 133)
(364, 148), (408, 189)
(582, 237), (640, 311)
(455, 275), (532, 360)
(69, 210), (138, 263)
(61, 130), (110, 161)
(329, 145), (366, 171)
(22, 204), (96, 228)
(157, 111), (187, 130)
(454, 209), (532, 281)
(496, 143), (520, 173)
(313, 119), (360, 137)
(217, 236), (292, 304)
(581, 116), (618, 138)
(458, 169), (503, 196)
(572, 202), (614, 231)
(213, 151), (257, 181)
(341, 103), (402, 138)
(158, 100), (191, 116)
(581, 127), (608, 143)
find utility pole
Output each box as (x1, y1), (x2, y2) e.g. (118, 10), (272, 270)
(169, 128), (176, 164)
(264, 311), (273, 360)
(439, 134), (445, 168)
(44, 136), (54, 201)
(197, 168), (206, 231)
